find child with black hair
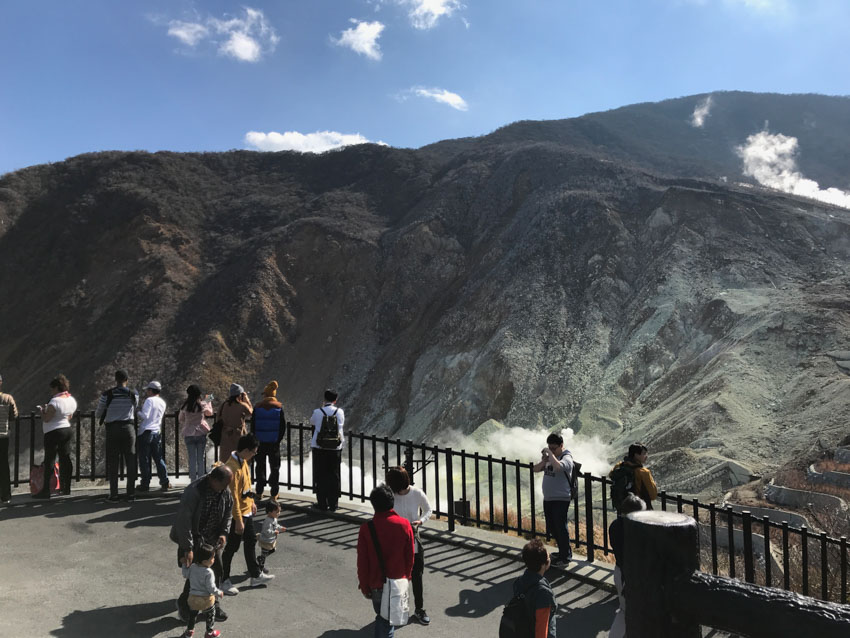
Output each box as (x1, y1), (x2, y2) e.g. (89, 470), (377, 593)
(257, 499), (286, 573)
(182, 543), (223, 638)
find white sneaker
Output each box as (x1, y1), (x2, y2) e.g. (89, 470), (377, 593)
(250, 572), (275, 587)
(221, 579), (239, 596)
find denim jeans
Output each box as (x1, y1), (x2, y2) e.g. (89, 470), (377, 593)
(371, 588), (394, 638)
(105, 421), (136, 497)
(543, 499), (572, 559)
(184, 435), (207, 482)
(137, 430), (169, 488)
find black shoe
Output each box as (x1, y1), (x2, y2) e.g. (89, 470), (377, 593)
(310, 503), (328, 511)
(160, 482), (171, 491)
(60, 489), (71, 496)
(551, 557), (571, 568)
(214, 604), (228, 622)
(32, 492), (50, 500)
(414, 609), (431, 625)
(127, 495), (136, 502)
(137, 484), (150, 492)
(107, 494), (120, 502)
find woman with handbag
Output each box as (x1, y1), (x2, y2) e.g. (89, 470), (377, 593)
(33, 374), (77, 499)
(385, 466), (433, 626)
(217, 384), (252, 461)
(179, 385), (214, 482)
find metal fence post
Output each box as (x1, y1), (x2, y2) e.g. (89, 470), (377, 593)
(584, 472), (595, 562)
(445, 448), (455, 533)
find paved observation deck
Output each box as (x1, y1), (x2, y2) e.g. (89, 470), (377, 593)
(0, 482), (619, 637)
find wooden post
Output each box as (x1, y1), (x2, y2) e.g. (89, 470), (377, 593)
(624, 510), (700, 638)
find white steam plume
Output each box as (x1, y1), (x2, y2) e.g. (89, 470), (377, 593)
(690, 95), (713, 128)
(736, 131), (850, 209)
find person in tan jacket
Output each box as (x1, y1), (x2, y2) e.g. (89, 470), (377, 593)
(217, 383), (253, 461)
(220, 434), (274, 594)
(0, 374), (19, 504)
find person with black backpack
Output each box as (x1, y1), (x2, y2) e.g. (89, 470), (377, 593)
(532, 432), (576, 566)
(95, 369), (139, 502)
(309, 389), (345, 511)
(500, 538), (557, 638)
(609, 443), (658, 510)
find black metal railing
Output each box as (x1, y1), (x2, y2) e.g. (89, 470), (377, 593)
(8, 413), (849, 605)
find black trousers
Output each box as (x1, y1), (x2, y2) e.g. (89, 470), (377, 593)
(0, 436), (11, 501)
(105, 421), (136, 497)
(178, 543), (223, 611)
(40, 428), (73, 496)
(254, 441), (281, 497)
(412, 544), (425, 611)
(312, 448), (341, 509)
(222, 516), (260, 580)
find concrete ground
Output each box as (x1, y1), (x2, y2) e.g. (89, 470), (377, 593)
(0, 482), (619, 638)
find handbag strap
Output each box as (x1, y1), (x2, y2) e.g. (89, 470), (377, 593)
(367, 520), (387, 581)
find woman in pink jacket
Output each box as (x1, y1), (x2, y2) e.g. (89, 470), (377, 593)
(179, 385), (214, 482)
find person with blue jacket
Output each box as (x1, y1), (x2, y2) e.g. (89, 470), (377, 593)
(251, 381), (286, 501)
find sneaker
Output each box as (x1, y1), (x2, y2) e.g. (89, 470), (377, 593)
(107, 494), (120, 503)
(1, 497), (11, 504)
(221, 579), (239, 596)
(262, 566), (270, 575)
(160, 482), (172, 491)
(175, 598), (189, 622)
(250, 572), (275, 587)
(551, 557), (571, 568)
(414, 609), (431, 625)
(214, 603), (228, 622)
(204, 631), (221, 638)
(137, 484), (150, 492)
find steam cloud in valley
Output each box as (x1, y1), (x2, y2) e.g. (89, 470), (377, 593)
(690, 95), (713, 128)
(736, 131), (850, 209)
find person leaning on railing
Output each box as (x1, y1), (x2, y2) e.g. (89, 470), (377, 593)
(0, 373), (19, 504)
(33, 374), (77, 500)
(217, 384), (252, 462)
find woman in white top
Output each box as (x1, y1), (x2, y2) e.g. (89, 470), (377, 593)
(178, 385), (214, 482)
(33, 374), (78, 499)
(386, 466), (433, 625)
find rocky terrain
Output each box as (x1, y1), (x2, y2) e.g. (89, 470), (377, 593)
(2, 91), (850, 499)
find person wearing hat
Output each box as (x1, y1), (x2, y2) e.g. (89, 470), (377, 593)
(251, 381), (286, 501)
(96, 369), (140, 502)
(137, 380), (171, 492)
(0, 373), (19, 504)
(217, 384), (253, 461)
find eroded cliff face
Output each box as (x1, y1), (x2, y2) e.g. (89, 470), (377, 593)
(2, 94), (850, 498)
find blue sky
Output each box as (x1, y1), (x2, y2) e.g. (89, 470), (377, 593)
(1, 0), (849, 175)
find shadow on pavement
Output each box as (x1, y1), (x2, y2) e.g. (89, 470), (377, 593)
(317, 628), (373, 637)
(52, 599), (181, 638)
(0, 495), (178, 529)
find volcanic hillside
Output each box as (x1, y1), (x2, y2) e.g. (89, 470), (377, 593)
(2, 91), (850, 498)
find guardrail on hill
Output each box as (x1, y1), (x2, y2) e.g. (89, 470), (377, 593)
(8, 413), (850, 609)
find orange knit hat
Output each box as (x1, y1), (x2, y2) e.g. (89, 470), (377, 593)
(263, 380), (278, 398)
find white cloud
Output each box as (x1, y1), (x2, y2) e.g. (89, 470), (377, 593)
(406, 0), (463, 29)
(332, 19), (385, 60)
(736, 131), (850, 209)
(167, 21), (209, 47)
(410, 86), (468, 111)
(164, 7), (278, 63)
(690, 95), (713, 128)
(244, 130), (386, 153)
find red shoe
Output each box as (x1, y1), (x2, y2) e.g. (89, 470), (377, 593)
(205, 631), (221, 638)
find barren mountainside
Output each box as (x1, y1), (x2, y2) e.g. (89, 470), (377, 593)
(2, 91), (850, 498)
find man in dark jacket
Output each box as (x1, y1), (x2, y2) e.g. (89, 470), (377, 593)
(357, 484), (414, 637)
(251, 380), (286, 501)
(171, 464), (234, 622)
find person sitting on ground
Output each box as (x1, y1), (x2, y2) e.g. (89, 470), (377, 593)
(137, 380), (171, 492)
(0, 373), (19, 504)
(609, 443), (658, 509)
(221, 433), (273, 594)
(33, 374), (77, 500)
(385, 466), (433, 626)
(217, 384), (252, 461)
(251, 381), (286, 501)
(511, 538), (557, 638)
(357, 484), (415, 638)
(257, 499), (286, 574)
(181, 542), (223, 638)
(607, 493), (646, 638)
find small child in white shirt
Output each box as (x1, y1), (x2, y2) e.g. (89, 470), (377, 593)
(257, 500), (286, 573)
(182, 543), (223, 638)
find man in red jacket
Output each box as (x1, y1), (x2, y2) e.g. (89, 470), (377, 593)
(357, 484), (415, 637)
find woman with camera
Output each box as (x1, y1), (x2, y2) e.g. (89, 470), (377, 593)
(33, 374), (77, 499)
